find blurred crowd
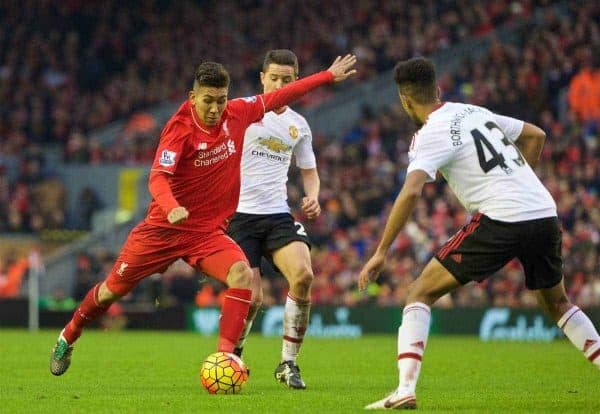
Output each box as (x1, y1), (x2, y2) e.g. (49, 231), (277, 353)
(288, 1), (600, 308)
(0, 0), (532, 233)
(0, 147), (67, 232)
(1, 1), (599, 308)
(0, 0), (530, 164)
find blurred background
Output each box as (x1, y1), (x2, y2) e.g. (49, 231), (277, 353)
(0, 0), (598, 337)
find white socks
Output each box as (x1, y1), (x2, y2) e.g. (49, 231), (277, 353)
(281, 294), (311, 363)
(558, 305), (600, 367)
(397, 302), (431, 396)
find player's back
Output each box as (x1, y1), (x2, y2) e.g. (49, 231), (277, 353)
(408, 102), (556, 222)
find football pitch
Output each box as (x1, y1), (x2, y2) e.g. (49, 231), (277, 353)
(2, 329), (599, 413)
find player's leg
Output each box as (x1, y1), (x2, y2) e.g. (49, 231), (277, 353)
(194, 236), (253, 354)
(51, 222), (174, 376)
(271, 240), (313, 389)
(519, 217), (600, 368)
(534, 279), (600, 367)
(365, 258), (461, 409)
(234, 267), (263, 357)
(367, 214), (515, 409)
(226, 213), (266, 357)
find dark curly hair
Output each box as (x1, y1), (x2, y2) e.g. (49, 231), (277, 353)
(193, 62), (230, 89)
(393, 57), (437, 104)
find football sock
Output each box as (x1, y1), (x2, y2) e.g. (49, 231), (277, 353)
(397, 302), (431, 396)
(62, 284), (110, 345)
(558, 305), (600, 367)
(281, 294), (310, 363)
(234, 301), (261, 350)
(218, 288), (252, 353)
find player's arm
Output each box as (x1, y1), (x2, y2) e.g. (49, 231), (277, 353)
(235, 55), (357, 124)
(494, 113), (546, 169)
(149, 120), (190, 224)
(148, 172), (189, 224)
(514, 123), (546, 169)
(358, 170), (429, 290)
(300, 168), (321, 220)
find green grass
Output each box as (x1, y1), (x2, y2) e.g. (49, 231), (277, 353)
(1, 330), (598, 413)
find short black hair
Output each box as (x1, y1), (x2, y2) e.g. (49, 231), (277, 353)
(194, 62), (230, 89)
(263, 49), (299, 75)
(393, 57), (437, 104)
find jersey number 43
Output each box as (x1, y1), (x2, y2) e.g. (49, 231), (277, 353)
(471, 121), (525, 175)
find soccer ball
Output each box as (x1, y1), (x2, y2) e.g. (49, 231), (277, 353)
(200, 352), (249, 394)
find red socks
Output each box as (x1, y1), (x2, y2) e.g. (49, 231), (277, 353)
(218, 288), (252, 353)
(62, 284), (251, 353)
(62, 284), (110, 344)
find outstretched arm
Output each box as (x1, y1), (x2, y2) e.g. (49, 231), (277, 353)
(358, 170), (429, 290)
(260, 54), (357, 114)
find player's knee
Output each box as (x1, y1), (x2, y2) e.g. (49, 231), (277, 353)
(290, 267), (314, 293)
(226, 262), (253, 289)
(406, 281), (435, 306)
(98, 282), (121, 305)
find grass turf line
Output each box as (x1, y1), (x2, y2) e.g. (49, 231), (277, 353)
(1, 330), (598, 413)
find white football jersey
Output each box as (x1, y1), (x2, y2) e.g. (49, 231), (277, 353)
(407, 102), (556, 222)
(237, 108), (316, 214)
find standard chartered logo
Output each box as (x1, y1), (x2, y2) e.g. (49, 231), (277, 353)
(479, 308), (559, 342)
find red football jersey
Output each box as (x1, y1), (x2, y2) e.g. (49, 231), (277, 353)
(145, 71), (334, 233)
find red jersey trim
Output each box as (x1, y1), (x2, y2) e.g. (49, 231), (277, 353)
(258, 95), (266, 115)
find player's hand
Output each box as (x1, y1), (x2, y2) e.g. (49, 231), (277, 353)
(167, 206), (189, 224)
(302, 197), (321, 220)
(358, 251), (386, 291)
(327, 54), (358, 82)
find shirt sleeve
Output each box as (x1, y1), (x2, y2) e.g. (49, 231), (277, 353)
(406, 123), (455, 182)
(229, 71), (334, 127)
(150, 120), (189, 175)
(493, 113), (524, 142)
(261, 71), (333, 114)
(293, 124), (317, 169)
(227, 96), (266, 127)
(148, 171), (179, 213)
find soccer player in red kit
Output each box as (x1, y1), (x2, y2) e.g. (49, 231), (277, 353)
(50, 55), (357, 376)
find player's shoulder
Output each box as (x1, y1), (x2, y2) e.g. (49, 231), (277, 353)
(281, 107), (309, 125)
(429, 102), (497, 131)
(161, 101), (194, 139)
(446, 101), (494, 117)
(228, 95), (263, 110)
(280, 109), (311, 140)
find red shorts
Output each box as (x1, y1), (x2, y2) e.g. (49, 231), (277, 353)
(105, 222), (248, 296)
